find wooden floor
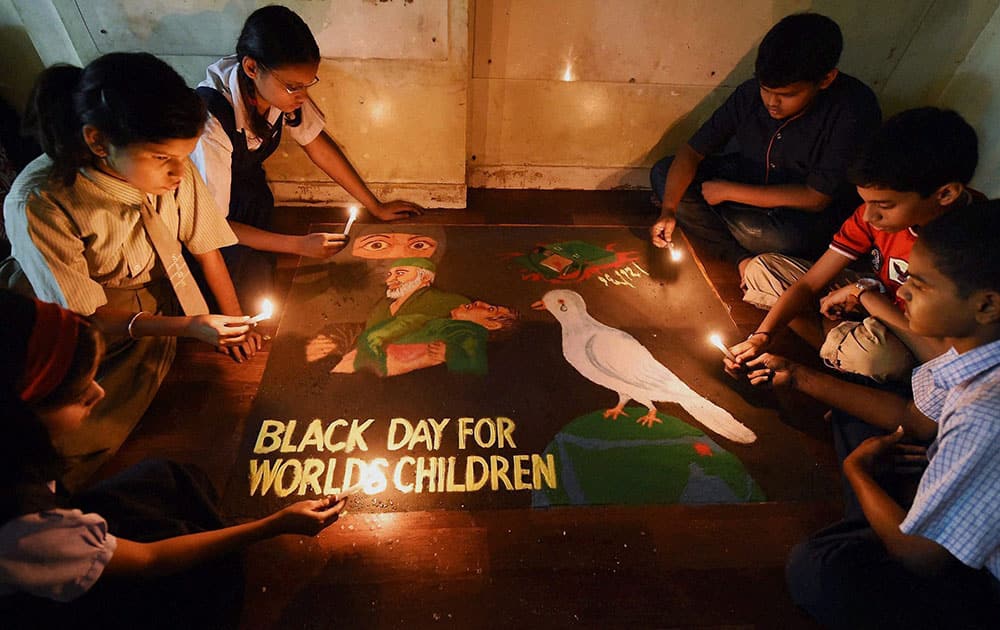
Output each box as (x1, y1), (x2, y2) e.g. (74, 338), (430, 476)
(97, 189), (840, 629)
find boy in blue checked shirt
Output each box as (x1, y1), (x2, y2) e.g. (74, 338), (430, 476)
(739, 201), (1000, 628)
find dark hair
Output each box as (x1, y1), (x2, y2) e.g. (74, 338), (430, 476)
(23, 52), (206, 186)
(755, 13), (842, 87)
(848, 108), (978, 197)
(235, 5), (319, 136)
(917, 200), (1000, 297)
(0, 290), (104, 516)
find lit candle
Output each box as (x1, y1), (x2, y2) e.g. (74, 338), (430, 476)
(343, 206), (359, 236)
(668, 241), (682, 262)
(249, 299), (274, 324)
(339, 466), (372, 498)
(709, 333), (737, 361)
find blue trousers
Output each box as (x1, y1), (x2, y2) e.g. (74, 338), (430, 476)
(786, 407), (1000, 628)
(649, 154), (844, 263)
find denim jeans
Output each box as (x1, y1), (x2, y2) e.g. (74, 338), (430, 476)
(649, 153), (843, 263)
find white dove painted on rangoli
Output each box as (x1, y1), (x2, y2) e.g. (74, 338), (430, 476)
(533, 289), (757, 444)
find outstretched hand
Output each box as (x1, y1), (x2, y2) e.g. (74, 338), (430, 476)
(373, 200), (423, 221)
(650, 212), (676, 248)
(819, 285), (862, 320)
(298, 232), (349, 259)
(742, 353), (796, 388)
(270, 496), (347, 537)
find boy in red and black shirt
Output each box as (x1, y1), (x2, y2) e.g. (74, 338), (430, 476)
(733, 107), (980, 383)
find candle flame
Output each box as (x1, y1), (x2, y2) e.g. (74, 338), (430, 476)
(562, 62), (575, 82)
(709, 333), (724, 348)
(670, 247), (682, 262)
(349, 205), (359, 219)
(259, 299), (274, 319)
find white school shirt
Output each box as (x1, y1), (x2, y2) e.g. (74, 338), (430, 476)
(3, 155), (236, 315)
(0, 482), (117, 603)
(190, 55), (326, 218)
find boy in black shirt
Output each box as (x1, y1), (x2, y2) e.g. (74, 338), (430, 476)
(650, 13), (880, 275)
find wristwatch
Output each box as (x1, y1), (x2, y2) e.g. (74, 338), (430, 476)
(851, 277), (885, 299)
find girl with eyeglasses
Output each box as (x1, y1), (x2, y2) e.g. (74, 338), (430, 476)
(192, 5), (424, 309)
(0, 290), (345, 628)
(2, 52), (262, 489)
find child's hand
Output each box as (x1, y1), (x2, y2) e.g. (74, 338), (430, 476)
(700, 180), (731, 206)
(188, 314), (251, 348)
(225, 330), (265, 364)
(650, 212), (676, 248)
(270, 496), (346, 537)
(724, 335), (771, 378)
(819, 285), (861, 320)
(372, 200), (423, 221)
(744, 353), (795, 388)
(844, 426), (905, 476)
(297, 232), (348, 259)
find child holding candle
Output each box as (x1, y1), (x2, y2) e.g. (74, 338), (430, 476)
(733, 108), (983, 383)
(0, 290), (346, 628)
(2, 53), (262, 488)
(192, 5), (422, 308)
(649, 13), (880, 271)
(740, 203), (1000, 627)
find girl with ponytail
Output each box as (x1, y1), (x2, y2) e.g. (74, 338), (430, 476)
(192, 4), (423, 308)
(0, 291), (345, 628)
(3, 52), (261, 488)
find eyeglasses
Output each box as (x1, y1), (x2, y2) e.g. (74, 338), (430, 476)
(259, 62), (320, 95)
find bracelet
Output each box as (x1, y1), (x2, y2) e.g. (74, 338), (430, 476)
(127, 311), (150, 340)
(747, 331), (771, 342)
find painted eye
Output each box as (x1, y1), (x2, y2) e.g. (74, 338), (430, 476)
(409, 239), (435, 251)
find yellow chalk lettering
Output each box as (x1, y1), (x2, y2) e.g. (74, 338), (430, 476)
(410, 419), (435, 450)
(346, 418), (375, 452)
(490, 455), (513, 490)
(342, 458), (367, 491)
(299, 420), (325, 452)
(458, 417), (474, 449)
(253, 420), (285, 454)
(299, 458), (324, 495)
(428, 417), (450, 450)
(532, 453), (557, 489)
(387, 417), (413, 451)
(394, 457), (415, 493)
(368, 458), (389, 493)
(280, 420), (298, 453)
(323, 458), (339, 494)
(248, 458), (282, 495)
(436, 456), (448, 492)
(497, 417), (516, 448)
(323, 419), (348, 452)
(513, 455), (531, 490)
(274, 459), (302, 497)
(445, 456), (466, 492)
(465, 456), (489, 491)
(475, 417), (496, 448)
(415, 456), (435, 493)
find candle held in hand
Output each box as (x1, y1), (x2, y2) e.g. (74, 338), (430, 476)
(668, 241), (682, 262)
(249, 299), (274, 325)
(709, 333), (738, 361)
(343, 206), (359, 236)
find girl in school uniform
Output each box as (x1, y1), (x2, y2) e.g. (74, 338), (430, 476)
(192, 4), (423, 308)
(0, 291), (346, 629)
(3, 52), (260, 488)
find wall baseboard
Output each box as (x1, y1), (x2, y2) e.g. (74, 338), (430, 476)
(271, 181), (468, 208)
(467, 165), (651, 190)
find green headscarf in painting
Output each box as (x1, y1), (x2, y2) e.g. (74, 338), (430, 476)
(390, 257), (437, 272)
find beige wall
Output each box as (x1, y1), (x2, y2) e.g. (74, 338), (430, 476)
(3, 1), (999, 202)
(468, 0), (1000, 190)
